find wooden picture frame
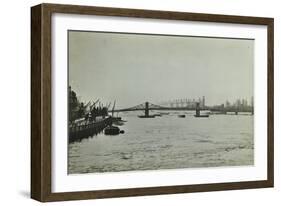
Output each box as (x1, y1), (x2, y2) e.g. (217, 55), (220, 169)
(31, 3), (274, 202)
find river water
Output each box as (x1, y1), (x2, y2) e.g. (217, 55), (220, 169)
(68, 111), (254, 174)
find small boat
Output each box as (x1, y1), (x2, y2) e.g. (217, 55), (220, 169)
(138, 115), (156, 118)
(104, 125), (120, 135)
(194, 114), (209, 118)
(178, 114), (186, 118)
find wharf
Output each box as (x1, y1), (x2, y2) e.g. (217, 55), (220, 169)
(69, 116), (112, 142)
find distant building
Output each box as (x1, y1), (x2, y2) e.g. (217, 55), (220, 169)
(225, 100), (230, 108)
(202, 96), (205, 108)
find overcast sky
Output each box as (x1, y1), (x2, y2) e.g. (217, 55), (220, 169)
(69, 31), (253, 109)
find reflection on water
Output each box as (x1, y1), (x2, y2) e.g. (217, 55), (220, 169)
(68, 111), (254, 174)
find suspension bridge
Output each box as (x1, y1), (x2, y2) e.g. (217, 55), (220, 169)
(112, 101), (254, 116)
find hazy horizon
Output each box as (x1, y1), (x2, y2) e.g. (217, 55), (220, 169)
(68, 31), (254, 109)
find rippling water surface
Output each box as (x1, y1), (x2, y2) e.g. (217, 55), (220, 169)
(68, 111), (254, 174)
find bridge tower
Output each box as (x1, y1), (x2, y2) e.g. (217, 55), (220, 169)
(195, 102), (200, 116)
(145, 102), (149, 116)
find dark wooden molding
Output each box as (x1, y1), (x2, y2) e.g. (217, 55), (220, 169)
(31, 4), (43, 201)
(42, 3), (273, 25)
(31, 3), (274, 202)
(267, 19), (274, 186)
(31, 4), (53, 202)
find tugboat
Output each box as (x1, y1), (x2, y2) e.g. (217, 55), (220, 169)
(104, 125), (120, 135)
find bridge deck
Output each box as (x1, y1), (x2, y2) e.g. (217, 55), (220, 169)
(113, 107), (253, 113)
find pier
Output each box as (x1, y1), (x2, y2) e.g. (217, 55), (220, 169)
(69, 117), (112, 142)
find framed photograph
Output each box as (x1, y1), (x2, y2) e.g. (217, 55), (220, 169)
(31, 3), (274, 202)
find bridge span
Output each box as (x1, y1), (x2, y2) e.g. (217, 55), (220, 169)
(112, 101), (254, 115)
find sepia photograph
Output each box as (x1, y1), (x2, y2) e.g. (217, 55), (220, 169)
(30, 4), (273, 201)
(67, 30), (254, 174)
